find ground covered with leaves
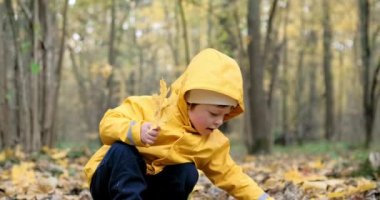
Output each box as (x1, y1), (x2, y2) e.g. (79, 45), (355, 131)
(0, 145), (379, 200)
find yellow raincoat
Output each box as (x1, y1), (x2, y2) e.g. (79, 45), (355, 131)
(84, 48), (272, 200)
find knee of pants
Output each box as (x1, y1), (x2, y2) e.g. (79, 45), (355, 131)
(110, 142), (139, 154)
(176, 163), (199, 190)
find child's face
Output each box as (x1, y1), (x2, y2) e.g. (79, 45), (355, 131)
(188, 104), (232, 135)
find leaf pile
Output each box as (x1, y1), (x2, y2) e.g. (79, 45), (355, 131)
(0, 146), (91, 200)
(192, 153), (380, 200)
(0, 146), (379, 199)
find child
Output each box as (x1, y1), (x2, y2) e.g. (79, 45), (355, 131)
(84, 48), (273, 200)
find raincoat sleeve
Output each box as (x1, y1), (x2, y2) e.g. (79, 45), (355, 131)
(99, 97), (146, 147)
(200, 141), (273, 200)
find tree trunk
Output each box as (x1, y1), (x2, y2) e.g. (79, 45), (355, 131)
(322, 0), (335, 140)
(162, 0), (180, 80)
(207, 0), (214, 47)
(358, 0), (375, 148)
(247, 0), (272, 154)
(5, 0), (32, 151)
(51, 0), (69, 145)
(177, 0), (190, 64)
(105, 0), (117, 109)
(39, 0), (67, 147)
(31, 0), (41, 150)
(306, 30), (318, 140)
(294, 0), (308, 145)
(268, 43), (282, 107)
(336, 50), (344, 140)
(68, 47), (92, 131)
(262, 0), (278, 83)
(295, 48), (305, 144)
(0, 3), (11, 148)
(280, 0), (290, 145)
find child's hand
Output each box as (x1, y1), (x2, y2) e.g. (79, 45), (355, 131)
(141, 122), (160, 145)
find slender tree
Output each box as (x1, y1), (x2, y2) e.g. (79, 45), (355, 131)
(105, 0), (117, 109)
(322, 0), (335, 140)
(5, 0), (31, 150)
(0, 2), (12, 149)
(358, 0), (379, 148)
(177, 0), (190, 63)
(31, 0), (41, 150)
(247, 0), (272, 154)
(280, 0), (290, 145)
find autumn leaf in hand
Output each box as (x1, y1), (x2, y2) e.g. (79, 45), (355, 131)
(151, 79), (171, 129)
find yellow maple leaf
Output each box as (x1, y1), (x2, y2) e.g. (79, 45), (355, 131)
(151, 79), (171, 128)
(284, 169), (304, 184)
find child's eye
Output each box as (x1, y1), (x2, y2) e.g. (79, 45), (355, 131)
(210, 112), (218, 117)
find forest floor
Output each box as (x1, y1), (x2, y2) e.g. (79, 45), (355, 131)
(0, 142), (379, 200)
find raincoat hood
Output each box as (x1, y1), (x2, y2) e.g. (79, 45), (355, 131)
(171, 48), (244, 123)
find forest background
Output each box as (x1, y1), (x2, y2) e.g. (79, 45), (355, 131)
(0, 0), (379, 199)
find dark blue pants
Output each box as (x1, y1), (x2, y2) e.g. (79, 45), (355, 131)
(90, 142), (199, 200)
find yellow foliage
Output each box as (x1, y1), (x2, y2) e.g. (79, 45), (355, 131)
(308, 158), (324, 170)
(11, 162), (36, 187)
(57, 158), (69, 168)
(101, 63), (113, 79)
(284, 168), (327, 184)
(284, 169), (304, 184)
(51, 150), (69, 160)
(43, 146), (69, 160)
(350, 178), (377, 193)
(0, 151), (5, 162)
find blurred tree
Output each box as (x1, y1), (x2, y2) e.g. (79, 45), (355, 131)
(0, 2), (12, 149)
(2, 0), (68, 151)
(177, 0), (190, 63)
(322, 0), (335, 141)
(279, 0), (291, 146)
(358, 0), (380, 148)
(4, 0), (31, 150)
(104, 0), (118, 109)
(247, 0), (272, 154)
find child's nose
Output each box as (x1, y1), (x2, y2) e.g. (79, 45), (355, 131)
(214, 118), (223, 127)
